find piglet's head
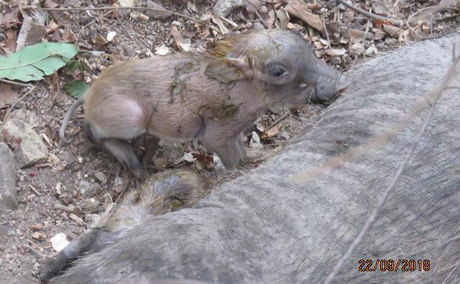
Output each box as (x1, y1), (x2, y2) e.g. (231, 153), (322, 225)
(206, 29), (340, 105)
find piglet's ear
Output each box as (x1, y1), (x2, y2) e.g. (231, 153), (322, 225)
(205, 57), (251, 84)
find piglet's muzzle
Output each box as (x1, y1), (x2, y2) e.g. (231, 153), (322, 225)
(308, 62), (342, 103)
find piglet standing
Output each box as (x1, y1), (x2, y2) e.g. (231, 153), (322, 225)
(60, 29), (340, 177)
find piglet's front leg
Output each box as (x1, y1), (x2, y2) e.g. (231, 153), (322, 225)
(202, 121), (245, 169)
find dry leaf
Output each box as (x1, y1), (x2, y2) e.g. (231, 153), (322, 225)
(192, 152), (214, 169)
(200, 12), (213, 22)
(383, 24), (402, 38)
(24, 23), (47, 47)
(275, 8), (290, 29)
(170, 25), (191, 52)
(93, 34), (109, 48)
(42, 0), (62, 22)
(266, 0), (286, 9)
(46, 21), (60, 33)
(4, 29), (18, 52)
(373, 19), (389, 28)
(286, 0), (323, 32)
(62, 29), (77, 42)
(261, 123), (283, 139)
(0, 8), (19, 27)
(145, 0), (171, 19)
(0, 84), (20, 109)
(244, 0), (262, 15)
(42, 0), (59, 8)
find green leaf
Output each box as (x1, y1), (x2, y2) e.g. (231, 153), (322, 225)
(63, 80), (89, 99)
(0, 42), (79, 82)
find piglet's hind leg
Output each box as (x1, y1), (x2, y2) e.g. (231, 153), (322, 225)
(102, 139), (144, 179)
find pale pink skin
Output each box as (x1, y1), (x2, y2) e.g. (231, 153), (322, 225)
(83, 29), (339, 177)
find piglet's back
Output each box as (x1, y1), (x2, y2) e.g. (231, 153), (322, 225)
(84, 55), (193, 110)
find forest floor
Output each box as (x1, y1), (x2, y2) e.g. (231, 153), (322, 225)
(0, 0), (459, 283)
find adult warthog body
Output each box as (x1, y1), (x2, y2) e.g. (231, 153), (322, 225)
(49, 34), (460, 283)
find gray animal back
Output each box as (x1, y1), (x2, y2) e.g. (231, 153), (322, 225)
(52, 34), (460, 284)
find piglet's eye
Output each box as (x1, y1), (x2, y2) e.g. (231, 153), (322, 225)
(265, 62), (288, 78)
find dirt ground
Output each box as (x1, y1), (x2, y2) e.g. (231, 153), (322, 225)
(0, 0), (459, 283)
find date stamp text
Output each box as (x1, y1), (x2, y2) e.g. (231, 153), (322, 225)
(358, 259), (431, 272)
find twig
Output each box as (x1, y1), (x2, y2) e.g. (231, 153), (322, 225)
(322, 51), (460, 284)
(362, 11), (372, 41)
(0, 78), (33, 88)
(3, 85), (36, 122)
(23, 6), (210, 28)
(267, 112), (290, 131)
(321, 20), (331, 48)
(29, 184), (42, 196)
(77, 10), (114, 38)
(338, 0), (405, 27)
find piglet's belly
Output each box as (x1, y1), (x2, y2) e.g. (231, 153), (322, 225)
(147, 110), (204, 141)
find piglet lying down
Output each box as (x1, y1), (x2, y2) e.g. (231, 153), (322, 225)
(60, 29), (340, 177)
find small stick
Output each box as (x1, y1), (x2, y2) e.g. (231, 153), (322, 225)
(362, 12), (372, 41)
(338, 0), (405, 27)
(322, 20), (331, 48)
(0, 78), (33, 88)
(267, 112), (290, 131)
(29, 184), (42, 196)
(3, 85), (36, 122)
(77, 10), (114, 38)
(23, 6), (214, 29)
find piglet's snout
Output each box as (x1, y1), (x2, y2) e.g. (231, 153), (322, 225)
(307, 61), (341, 103)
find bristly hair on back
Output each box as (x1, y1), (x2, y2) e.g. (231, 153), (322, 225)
(208, 32), (253, 58)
